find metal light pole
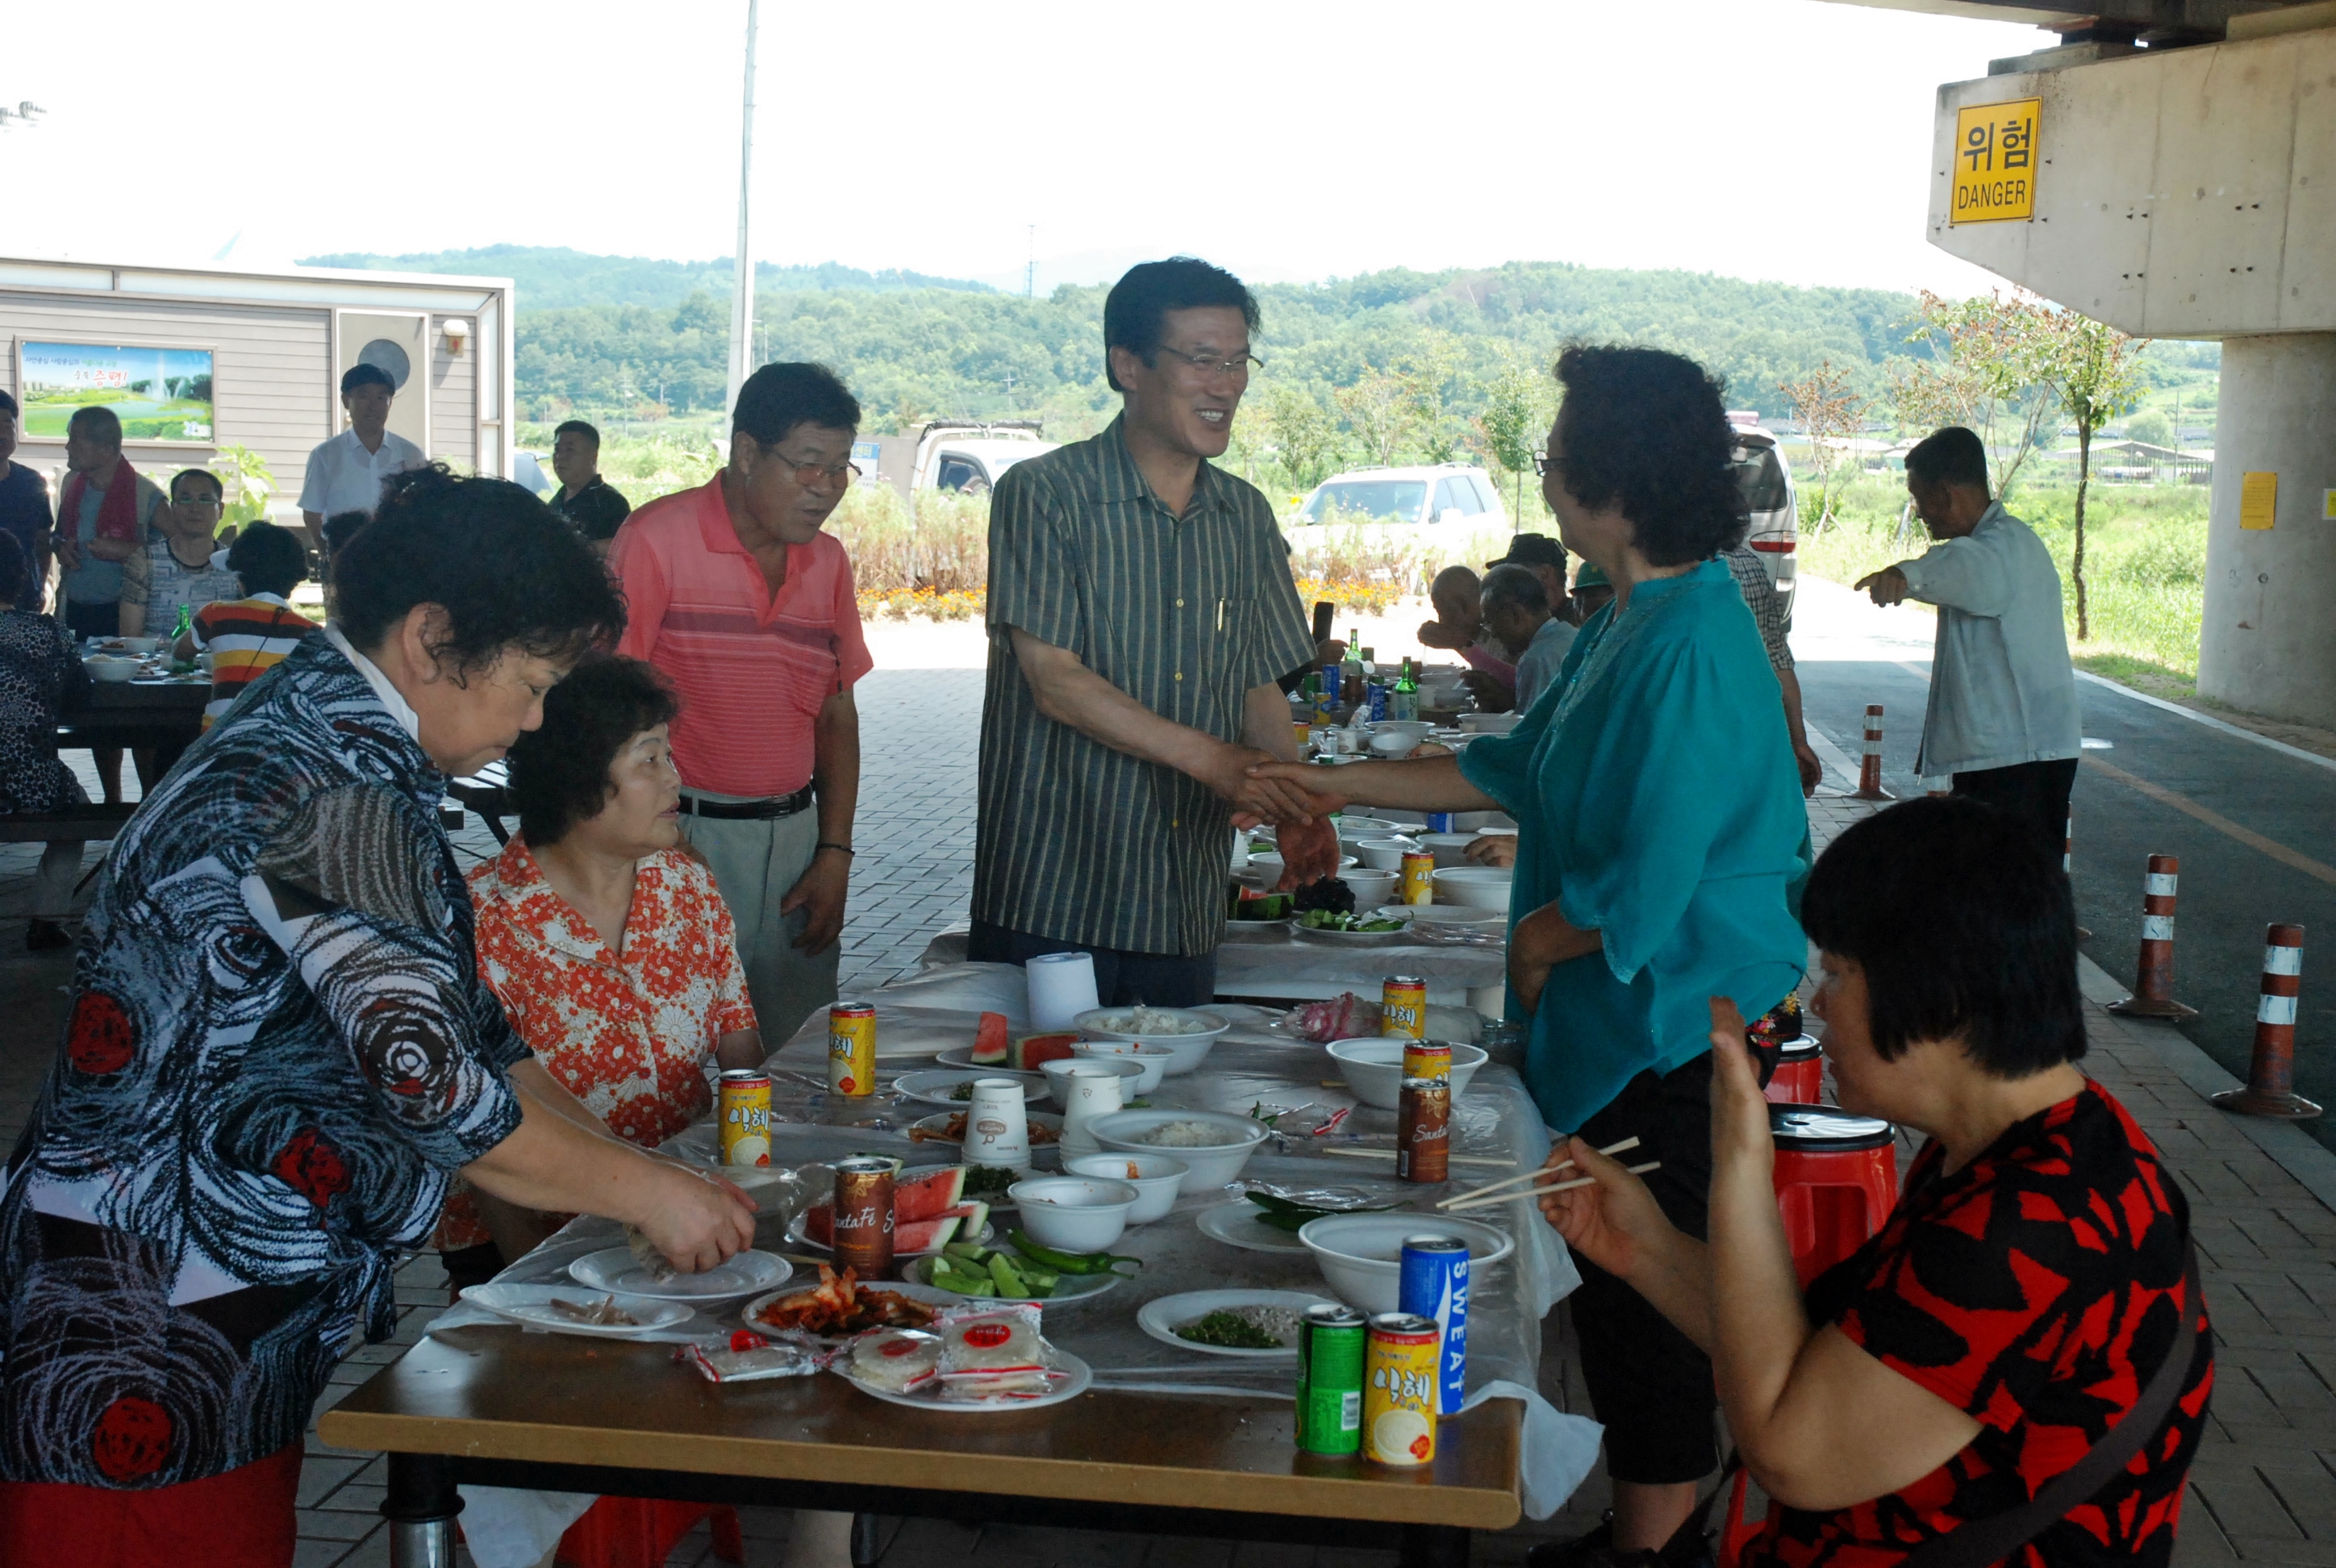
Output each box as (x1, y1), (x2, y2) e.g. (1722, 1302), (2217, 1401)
(724, 1), (760, 420)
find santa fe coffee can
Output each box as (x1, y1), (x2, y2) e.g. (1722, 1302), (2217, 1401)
(718, 1069), (771, 1166)
(832, 1156), (895, 1279)
(1400, 851), (1436, 906)
(1397, 1075), (1450, 1182)
(1362, 1313), (1441, 1466)
(1399, 1235), (1470, 1416)
(828, 1000), (878, 1098)
(1294, 1303), (1367, 1456)
(1381, 975), (1428, 1038)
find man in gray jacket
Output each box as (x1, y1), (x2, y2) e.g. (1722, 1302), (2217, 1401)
(1854, 425), (2080, 861)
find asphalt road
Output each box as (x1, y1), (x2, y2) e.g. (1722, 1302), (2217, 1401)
(1791, 578), (2336, 1153)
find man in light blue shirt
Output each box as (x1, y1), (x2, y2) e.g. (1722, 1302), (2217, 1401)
(1854, 425), (2079, 861)
(1481, 563), (1575, 711)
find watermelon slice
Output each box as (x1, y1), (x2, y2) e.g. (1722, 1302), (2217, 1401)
(970, 1011), (1012, 1065)
(895, 1165), (968, 1223)
(1011, 1032), (1081, 1070)
(803, 1196), (990, 1254)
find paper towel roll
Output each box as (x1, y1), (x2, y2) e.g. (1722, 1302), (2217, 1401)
(1026, 950), (1099, 1033)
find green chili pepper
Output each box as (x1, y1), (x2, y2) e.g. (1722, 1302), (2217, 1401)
(1006, 1230), (1142, 1276)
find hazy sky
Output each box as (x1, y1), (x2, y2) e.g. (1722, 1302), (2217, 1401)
(1, 0), (2045, 298)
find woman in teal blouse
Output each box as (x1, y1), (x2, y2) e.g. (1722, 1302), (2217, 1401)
(1255, 345), (1806, 1560)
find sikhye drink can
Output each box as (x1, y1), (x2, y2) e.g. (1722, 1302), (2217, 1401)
(828, 1000), (877, 1098)
(718, 1070), (771, 1166)
(1381, 976), (1428, 1038)
(1294, 1303), (1367, 1455)
(1397, 1076), (1450, 1183)
(1402, 1039), (1451, 1082)
(1399, 1236), (1470, 1416)
(1362, 1313), (1441, 1466)
(832, 1156), (895, 1280)
(1400, 851), (1435, 906)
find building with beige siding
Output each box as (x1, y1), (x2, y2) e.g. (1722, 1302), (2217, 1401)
(1, 255), (516, 525)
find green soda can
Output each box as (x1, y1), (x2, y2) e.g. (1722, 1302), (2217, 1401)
(1295, 1303), (1368, 1455)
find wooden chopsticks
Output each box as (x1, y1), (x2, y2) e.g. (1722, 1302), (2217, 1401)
(1433, 1136), (1648, 1213)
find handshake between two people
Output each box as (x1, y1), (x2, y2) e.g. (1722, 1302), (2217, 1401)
(1203, 747), (1352, 891)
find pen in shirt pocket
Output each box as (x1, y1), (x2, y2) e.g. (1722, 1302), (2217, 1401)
(1216, 597), (1225, 633)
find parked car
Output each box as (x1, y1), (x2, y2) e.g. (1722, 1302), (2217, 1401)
(1293, 465), (1509, 532)
(1727, 413), (1798, 623)
(857, 421), (1057, 503)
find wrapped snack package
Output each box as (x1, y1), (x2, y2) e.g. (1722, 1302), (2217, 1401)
(679, 1331), (821, 1384)
(933, 1305), (1068, 1403)
(849, 1329), (942, 1394)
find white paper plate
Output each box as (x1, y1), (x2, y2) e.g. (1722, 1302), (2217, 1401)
(892, 1068), (1049, 1108)
(1137, 1289), (1340, 1357)
(568, 1246), (790, 1300)
(784, 1211), (995, 1259)
(459, 1283), (695, 1338)
(1195, 1201), (1312, 1254)
(740, 1280), (960, 1342)
(836, 1349), (1092, 1412)
(932, 1045), (1094, 1074)
(1220, 920), (1292, 944)
(901, 1253), (1125, 1307)
(1291, 922), (1416, 948)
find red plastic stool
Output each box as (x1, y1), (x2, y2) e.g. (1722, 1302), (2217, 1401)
(1769, 1104), (1899, 1287)
(556, 1496), (745, 1568)
(1762, 1036), (1824, 1106)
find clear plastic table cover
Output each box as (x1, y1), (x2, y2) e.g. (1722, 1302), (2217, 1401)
(433, 966), (1594, 1560)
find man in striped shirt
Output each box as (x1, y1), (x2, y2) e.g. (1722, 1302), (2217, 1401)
(973, 258), (1336, 1004)
(611, 364), (867, 1044)
(180, 521), (318, 728)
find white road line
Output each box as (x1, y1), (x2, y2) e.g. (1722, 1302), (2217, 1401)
(1803, 724), (1864, 791)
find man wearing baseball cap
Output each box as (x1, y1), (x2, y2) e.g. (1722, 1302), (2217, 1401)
(1487, 532), (1571, 617)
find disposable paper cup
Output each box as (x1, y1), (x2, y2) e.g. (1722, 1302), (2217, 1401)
(963, 1078), (1032, 1169)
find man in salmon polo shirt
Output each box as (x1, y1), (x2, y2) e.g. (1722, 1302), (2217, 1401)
(611, 362), (867, 1044)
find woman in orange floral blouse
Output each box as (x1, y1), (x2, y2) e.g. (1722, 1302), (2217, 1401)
(436, 655), (765, 1287)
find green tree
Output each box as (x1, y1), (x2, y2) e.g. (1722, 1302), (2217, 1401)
(1256, 382), (1345, 493)
(1889, 290), (2060, 498)
(1334, 368), (1420, 467)
(214, 444), (276, 532)
(1777, 360), (1869, 532)
(2123, 407), (2173, 448)
(2032, 309), (2146, 640)
(1403, 333), (1468, 465)
(1473, 348), (1553, 522)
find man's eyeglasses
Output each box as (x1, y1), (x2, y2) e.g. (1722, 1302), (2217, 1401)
(173, 495), (224, 511)
(1155, 346), (1263, 378)
(774, 457), (861, 487)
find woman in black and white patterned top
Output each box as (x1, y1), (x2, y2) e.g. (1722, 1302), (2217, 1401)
(0, 530), (90, 947)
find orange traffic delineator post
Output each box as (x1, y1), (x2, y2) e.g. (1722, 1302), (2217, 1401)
(2107, 854), (2198, 1020)
(1854, 705), (1893, 801)
(2214, 924), (2320, 1120)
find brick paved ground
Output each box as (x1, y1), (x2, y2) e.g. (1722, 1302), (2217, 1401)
(2, 683), (2333, 1564)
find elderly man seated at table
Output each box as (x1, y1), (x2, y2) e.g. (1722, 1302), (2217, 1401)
(0, 532), (90, 950)
(434, 654), (765, 1290)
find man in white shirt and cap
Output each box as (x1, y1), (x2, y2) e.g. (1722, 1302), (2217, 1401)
(1854, 424), (2080, 861)
(298, 363), (423, 556)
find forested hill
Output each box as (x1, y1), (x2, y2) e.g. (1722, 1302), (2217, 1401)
(296, 245), (992, 310)
(296, 248), (1925, 434)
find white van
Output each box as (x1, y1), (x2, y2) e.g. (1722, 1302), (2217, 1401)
(1728, 415), (1799, 621)
(1293, 465), (1509, 532)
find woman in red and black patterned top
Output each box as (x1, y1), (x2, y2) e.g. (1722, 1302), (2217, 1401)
(1541, 796), (2211, 1568)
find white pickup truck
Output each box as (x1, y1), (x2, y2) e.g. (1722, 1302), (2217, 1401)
(855, 421), (1057, 505)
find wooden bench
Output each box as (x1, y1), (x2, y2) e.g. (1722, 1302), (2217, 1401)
(0, 803), (140, 844)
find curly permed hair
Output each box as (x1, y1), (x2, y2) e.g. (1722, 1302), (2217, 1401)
(1550, 344), (1746, 566)
(332, 465), (625, 678)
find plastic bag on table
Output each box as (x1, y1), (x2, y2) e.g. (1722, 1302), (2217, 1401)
(1236, 1181), (1402, 1233)
(931, 1303), (1074, 1404)
(678, 1330), (824, 1384)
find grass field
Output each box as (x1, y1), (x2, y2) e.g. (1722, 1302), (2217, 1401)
(1798, 473), (2209, 691)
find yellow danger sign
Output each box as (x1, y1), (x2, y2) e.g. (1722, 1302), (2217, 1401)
(1950, 98), (2041, 224)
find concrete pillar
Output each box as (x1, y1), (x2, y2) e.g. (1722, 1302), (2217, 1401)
(2197, 334), (2336, 728)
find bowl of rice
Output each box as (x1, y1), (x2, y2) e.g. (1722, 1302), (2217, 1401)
(1086, 1109), (1270, 1191)
(1074, 1005), (1230, 1078)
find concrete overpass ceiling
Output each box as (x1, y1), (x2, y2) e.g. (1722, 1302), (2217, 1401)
(1814, 0), (2309, 43)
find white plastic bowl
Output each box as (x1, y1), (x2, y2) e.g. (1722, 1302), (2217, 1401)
(1418, 832), (1484, 868)
(1370, 719), (1435, 741)
(1325, 1038), (1491, 1110)
(1459, 711), (1522, 734)
(1338, 869), (1398, 907)
(1040, 1053), (1148, 1104)
(1369, 730), (1420, 757)
(1333, 815), (1398, 841)
(1297, 1213), (1516, 1315)
(1433, 866), (1514, 910)
(1356, 837), (1421, 871)
(116, 636), (163, 655)
(1062, 1152), (1187, 1224)
(1068, 1038), (1174, 1094)
(1007, 1176), (1139, 1252)
(1086, 1109), (1269, 1190)
(1074, 1007), (1229, 1077)
(86, 657), (139, 684)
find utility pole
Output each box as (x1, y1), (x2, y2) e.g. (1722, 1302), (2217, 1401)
(1024, 225), (1036, 299)
(724, 1), (760, 420)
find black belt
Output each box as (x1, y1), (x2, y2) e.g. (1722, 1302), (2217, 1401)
(678, 785), (815, 821)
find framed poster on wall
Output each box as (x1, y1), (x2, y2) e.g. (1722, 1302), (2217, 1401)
(15, 340), (216, 444)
